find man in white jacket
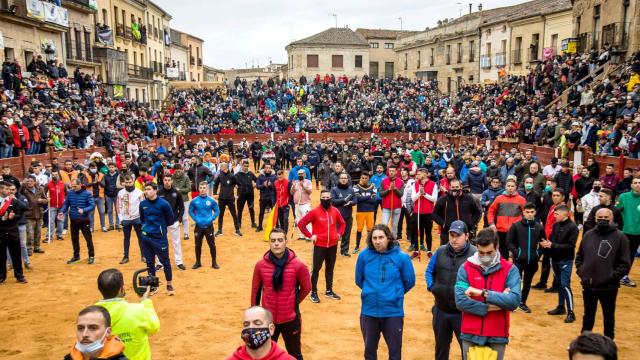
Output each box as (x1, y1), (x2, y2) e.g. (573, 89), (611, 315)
(578, 179), (602, 224)
(116, 175), (145, 264)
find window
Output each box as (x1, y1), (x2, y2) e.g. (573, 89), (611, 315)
(446, 45), (451, 65)
(135, 88), (139, 101)
(102, 9), (108, 26)
(430, 48), (434, 66)
(384, 43), (394, 49)
(457, 43), (462, 63)
(551, 34), (558, 50)
(355, 55), (362, 68)
(370, 42), (379, 48)
(133, 51), (137, 66)
(417, 51), (421, 69)
(113, 6), (118, 23)
(306, 54), (318, 68)
(469, 40), (475, 62)
(332, 55), (343, 68)
(404, 53), (407, 70)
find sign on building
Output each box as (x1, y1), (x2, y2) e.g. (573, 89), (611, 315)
(166, 67), (179, 79)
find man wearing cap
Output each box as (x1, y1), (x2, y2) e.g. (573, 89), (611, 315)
(426, 220), (476, 360)
(543, 157), (561, 179)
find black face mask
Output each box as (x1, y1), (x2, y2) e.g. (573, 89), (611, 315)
(298, 175), (304, 181)
(241, 327), (271, 350)
(320, 198), (331, 209)
(596, 220), (610, 231)
(593, 186), (601, 193)
(449, 190), (461, 197)
(338, 182), (349, 189)
(125, 186), (135, 192)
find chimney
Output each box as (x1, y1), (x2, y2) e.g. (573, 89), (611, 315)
(469, 3), (472, 14)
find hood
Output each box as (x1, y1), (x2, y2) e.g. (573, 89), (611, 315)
(69, 335), (125, 360)
(367, 242), (401, 254)
(229, 341), (289, 360)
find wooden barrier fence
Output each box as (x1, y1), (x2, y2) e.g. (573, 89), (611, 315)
(1, 134), (637, 179)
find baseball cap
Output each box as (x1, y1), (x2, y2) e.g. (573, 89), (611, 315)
(449, 220), (468, 235)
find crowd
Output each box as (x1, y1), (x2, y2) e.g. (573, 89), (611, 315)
(0, 128), (638, 359)
(2, 49), (640, 161)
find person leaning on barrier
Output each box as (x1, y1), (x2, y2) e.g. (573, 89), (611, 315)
(95, 269), (160, 360)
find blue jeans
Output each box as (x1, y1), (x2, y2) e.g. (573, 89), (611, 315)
(47, 207), (64, 240)
(0, 145), (12, 158)
(89, 197), (106, 231)
(381, 208), (402, 239)
(105, 196), (119, 228)
(552, 259), (574, 312)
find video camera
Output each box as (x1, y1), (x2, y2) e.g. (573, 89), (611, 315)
(132, 268), (159, 297)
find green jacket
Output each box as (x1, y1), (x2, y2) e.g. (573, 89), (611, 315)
(616, 191), (640, 235)
(410, 150), (425, 167)
(172, 172), (191, 199)
(96, 298), (160, 360)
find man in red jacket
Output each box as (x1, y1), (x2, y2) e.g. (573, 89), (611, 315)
(274, 170), (290, 236)
(9, 118), (29, 157)
(227, 306), (295, 360)
(297, 190), (346, 304)
(487, 179), (526, 260)
(251, 228), (311, 360)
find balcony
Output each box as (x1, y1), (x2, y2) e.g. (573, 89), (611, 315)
(190, 56), (195, 65)
(197, 58), (202, 67)
(480, 55), (491, 69)
(601, 22), (630, 50)
(115, 23), (125, 38)
(495, 52), (506, 67)
(151, 61), (164, 74)
(576, 32), (593, 54)
(128, 64), (153, 80)
(66, 40), (95, 63)
(528, 47), (539, 63)
(512, 48), (522, 64)
(62, 0), (96, 13)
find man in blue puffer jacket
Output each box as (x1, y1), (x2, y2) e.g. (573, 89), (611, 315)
(355, 224), (415, 360)
(139, 182), (175, 295)
(59, 179), (95, 264)
(189, 181), (221, 269)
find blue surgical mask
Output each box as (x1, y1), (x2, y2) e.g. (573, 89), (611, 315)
(75, 329), (109, 355)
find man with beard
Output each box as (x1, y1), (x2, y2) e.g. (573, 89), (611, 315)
(331, 173), (356, 257)
(346, 154), (363, 186)
(157, 176), (186, 271)
(171, 164), (192, 240)
(432, 179), (482, 245)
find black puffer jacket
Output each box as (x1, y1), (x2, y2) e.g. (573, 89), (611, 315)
(507, 219), (545, 264)
(576, 224), (630, 290)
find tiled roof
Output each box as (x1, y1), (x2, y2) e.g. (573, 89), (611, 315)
(479, 0), (572, 27)
(355, 28), (420, 40)
(288, 27), (369, 47)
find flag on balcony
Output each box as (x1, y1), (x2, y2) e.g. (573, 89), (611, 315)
(131, 23), (141, 41)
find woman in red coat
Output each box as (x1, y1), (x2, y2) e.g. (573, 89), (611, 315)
(9, 118), (29, 157)
(251, 228), (311, 360)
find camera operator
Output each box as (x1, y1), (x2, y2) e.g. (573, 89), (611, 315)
(96, 268), (160, 360)
(139, 182), (175, 296)
(64, 305), (127, 360)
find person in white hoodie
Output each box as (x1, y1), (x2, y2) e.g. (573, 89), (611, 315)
(577, 179), (602, 222)
(401, 170), (416, 253)
(116, 175), (145, 264)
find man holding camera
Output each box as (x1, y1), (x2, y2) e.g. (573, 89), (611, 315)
(251, 228), (311, 360)
(139, 182), (175, 296)
(96, 268), (160, 360)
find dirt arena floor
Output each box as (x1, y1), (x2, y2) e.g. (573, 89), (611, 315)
(0, 183), (638, 359)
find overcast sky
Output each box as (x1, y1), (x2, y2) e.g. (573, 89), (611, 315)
(156, 0), (528, 70)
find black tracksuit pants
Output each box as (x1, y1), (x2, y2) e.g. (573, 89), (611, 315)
(432, 306), (462, 360)
(360, 315), (404, 360)
(277, 205), (289, 235)
(582, 288), (618, 339)
(340, 216), (353, 255)
(0, 228), (23, 280)
(218, 198), (239, 231)
(257, 199), (274, 228)
(71, 219), (94, 258)
(273, 316), (303, 360)
(236, 192), (255, 227)
(311, 245), (337, 293)
(515, 261), (539, 304)
(194, 225), (216, 265)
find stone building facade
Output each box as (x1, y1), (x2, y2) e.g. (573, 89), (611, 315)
(286, 27), (370, 80)
(355, 28), (417, 80)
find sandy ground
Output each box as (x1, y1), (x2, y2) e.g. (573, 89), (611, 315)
(0, 184), (638, 360)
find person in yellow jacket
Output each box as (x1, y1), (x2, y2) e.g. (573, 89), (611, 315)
(96, 269), (160, 360)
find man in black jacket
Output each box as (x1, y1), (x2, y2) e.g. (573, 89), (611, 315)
(235, 160), (257, 230)
(425, 220), (476, 360)
(213, 163), (241, 236)
(187, 156), (214, 197)
(507, 203), (545, 313)
(255, 163), (276, 232)
(554, 161), (574, 200)
(541, 204), (579, 323)
(575, 207), (630, 339)
(583, 188), (624, 233)
(158, 176), (186, 271)
(432, 179), (482, 245)
(0, 181), (28, 283)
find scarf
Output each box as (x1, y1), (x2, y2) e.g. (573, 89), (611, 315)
(269, 249), (289, 291)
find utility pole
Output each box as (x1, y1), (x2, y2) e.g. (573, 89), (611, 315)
(329, 13), (337, 28)
(398, 17), (403, 31)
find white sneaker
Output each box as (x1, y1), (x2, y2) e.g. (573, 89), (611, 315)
(62, 230), (67, 235)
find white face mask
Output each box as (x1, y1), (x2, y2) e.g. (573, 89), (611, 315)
(75, 328), (109, 355)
